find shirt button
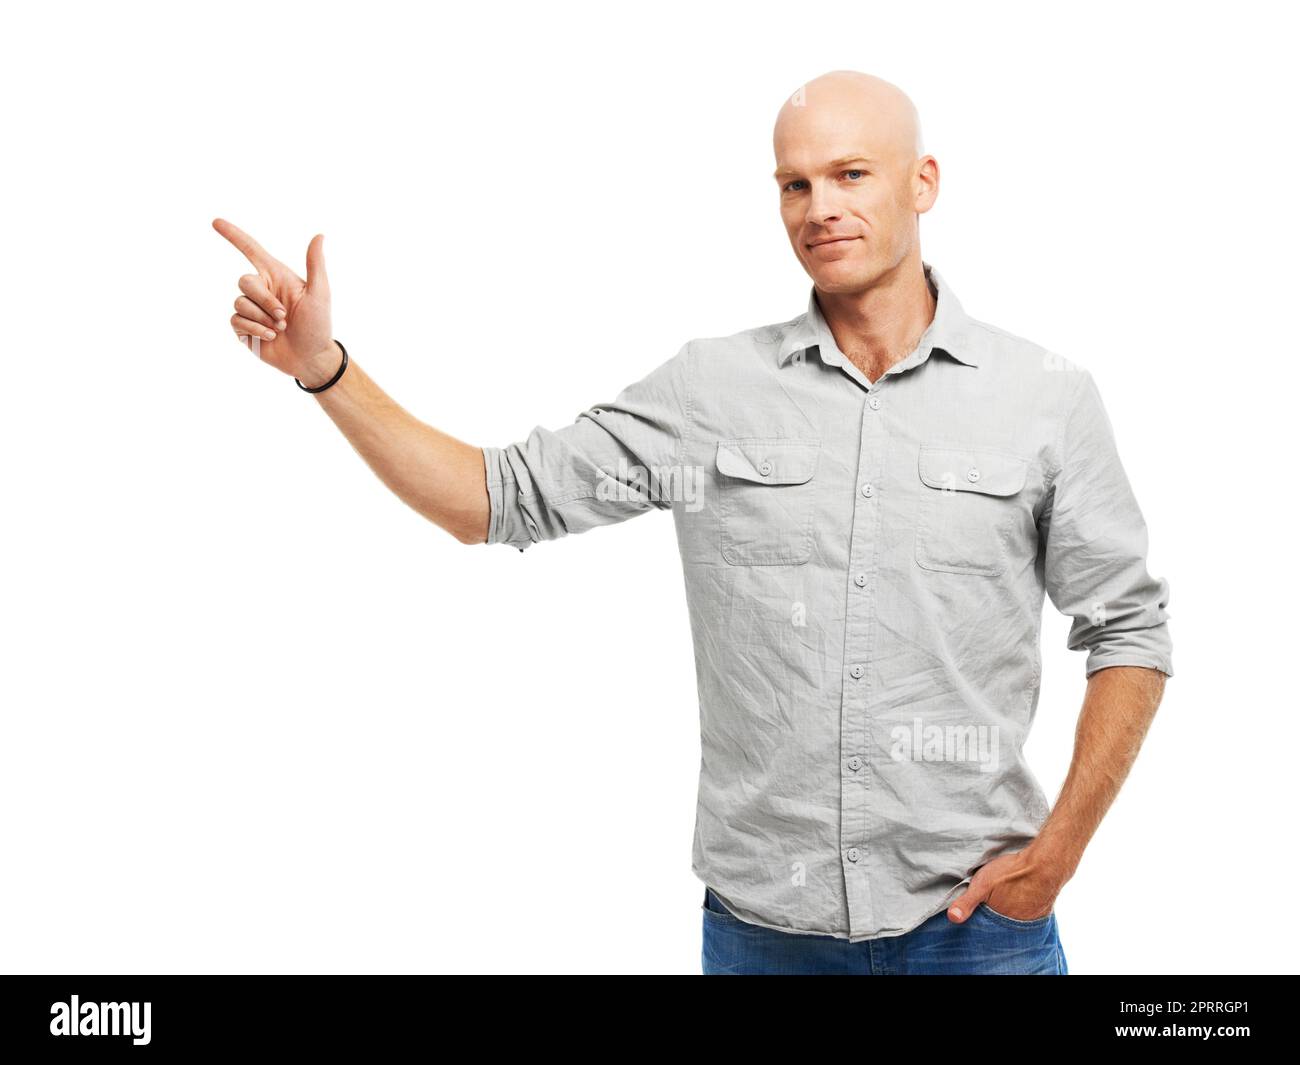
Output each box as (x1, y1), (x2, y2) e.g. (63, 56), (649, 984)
(758, 460), (773, 476)
(847, 848), (861, 863)
(849, 664), (865, 679)
(854, 572), (867, 587)
(847, 756), (862, 771)
(860, 483), (874, 498)
(966, 467), (981, 483)
(868, 396), (881, 410)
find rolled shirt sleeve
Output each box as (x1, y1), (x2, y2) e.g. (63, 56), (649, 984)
(482, 340), (693, 551)
(1040, 369), (1174, 678)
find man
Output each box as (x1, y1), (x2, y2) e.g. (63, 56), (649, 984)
(213, 69), (1172, 975)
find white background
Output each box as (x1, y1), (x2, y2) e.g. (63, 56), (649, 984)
(2, 0), (1296, 974)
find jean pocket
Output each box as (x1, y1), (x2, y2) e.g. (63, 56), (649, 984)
(914, 444), (1028, 576)
(716, 439), (820, 566)
(702, 887), (740, 921)
(977, 900), (1053, 929)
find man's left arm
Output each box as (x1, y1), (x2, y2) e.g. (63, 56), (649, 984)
(950, 367), (1174, 923)
(951, 665), (1165, 921)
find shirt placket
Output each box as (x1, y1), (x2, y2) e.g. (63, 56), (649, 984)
(840, 380), (888, 938)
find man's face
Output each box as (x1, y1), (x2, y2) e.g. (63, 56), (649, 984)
(773, 90), (933, 293)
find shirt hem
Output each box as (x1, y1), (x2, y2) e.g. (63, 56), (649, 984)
(695, 869), (969, 943)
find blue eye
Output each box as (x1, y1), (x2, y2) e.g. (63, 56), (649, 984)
(782, 172), (863, 192)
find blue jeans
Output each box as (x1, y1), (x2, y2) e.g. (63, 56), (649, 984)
(702, 887), (1068, 974)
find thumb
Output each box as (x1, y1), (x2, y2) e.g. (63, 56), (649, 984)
(305, 233), (329, 295)
(947, 892), (982, 923)
(946, 879), (988, 923)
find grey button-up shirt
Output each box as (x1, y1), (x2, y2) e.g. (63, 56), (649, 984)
(481, 261), (1173, 941)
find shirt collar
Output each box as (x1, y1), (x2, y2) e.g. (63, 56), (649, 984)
(777, 261), (980, 370)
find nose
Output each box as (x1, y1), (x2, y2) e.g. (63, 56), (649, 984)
(806, 185), (843, 228)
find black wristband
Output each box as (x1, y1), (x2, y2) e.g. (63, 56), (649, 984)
(295, 340), (349, 393)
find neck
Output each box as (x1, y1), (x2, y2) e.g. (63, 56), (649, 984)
(816, 258), (936, 384)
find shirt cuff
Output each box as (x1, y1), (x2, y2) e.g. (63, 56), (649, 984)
(1084, 653), (1174, 679)
(481, 445), (535, 552)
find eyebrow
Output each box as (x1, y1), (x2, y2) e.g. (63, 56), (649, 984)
(774, 156), (876, 181)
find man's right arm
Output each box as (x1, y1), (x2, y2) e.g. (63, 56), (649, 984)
(214, 218), (689, 552)
(300, 334), (693, 554)
(297, 343), (490, 545)
(213, 218), (490, 546)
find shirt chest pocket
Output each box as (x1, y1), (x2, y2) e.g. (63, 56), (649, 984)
(915, 445), (1029, 576)
(716, 439), (820, 565)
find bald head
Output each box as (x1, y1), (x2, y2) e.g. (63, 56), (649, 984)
(774, 70), (924, 163)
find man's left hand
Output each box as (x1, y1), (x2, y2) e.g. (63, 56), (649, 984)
(946, 848), (1066, 923)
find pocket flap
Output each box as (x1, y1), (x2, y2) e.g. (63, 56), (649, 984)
(716, 440), (819, 485)
(918, 445), (1028, 496)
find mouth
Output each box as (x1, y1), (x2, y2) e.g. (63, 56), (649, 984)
(807, 236), (860, 249)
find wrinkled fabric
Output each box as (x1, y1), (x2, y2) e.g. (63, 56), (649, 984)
(481, 262), (1173, 942)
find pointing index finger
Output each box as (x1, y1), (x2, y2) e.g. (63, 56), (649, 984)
(212, 217), (277, 272)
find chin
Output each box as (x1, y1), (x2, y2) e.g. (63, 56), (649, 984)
(810, 261), (869, 289)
